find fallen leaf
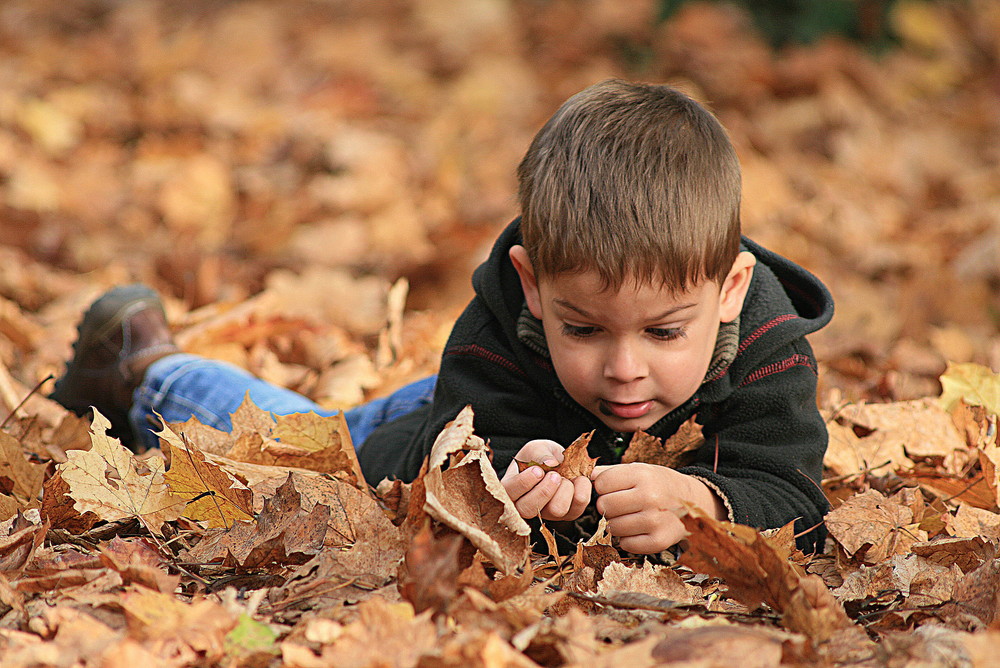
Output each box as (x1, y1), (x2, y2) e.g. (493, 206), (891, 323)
(555, 431), (598, 479)
(0, 431), (45, 503)
(399, 523), (465, 615)
(183, 474), (329, 569)
(58, 411), (183, 535)
(910, 536), (997, 574)
(622, 418), (704, 468)
(272, 410), (366, 488)
(596, 561), (704, 606)
(120, 584), (237, 662)
(0, 515), (48, 576)
(947, 503), (1000, 540)
(160, 429), (255, 528)
(824, 399), (969, 478)
(98, 536), (180, 594)
(425, 447), (530, 575)
(825, 489), (928, 564)
(426, 404), (487, 471)
(679, 507), (858, 644)
(281, 598), (437, 668)
(650, 625), (789, 668)
(938, 558), (1000, 628)
(940, 362), (1000, 418)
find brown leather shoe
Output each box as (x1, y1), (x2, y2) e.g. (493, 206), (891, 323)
(51, 284), (179, 447)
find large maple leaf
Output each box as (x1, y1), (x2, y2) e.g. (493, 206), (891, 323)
(57, 411), (183, 535)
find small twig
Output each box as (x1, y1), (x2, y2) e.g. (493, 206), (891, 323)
(793, 518), (824, 541)
(0, 373), (54, 430)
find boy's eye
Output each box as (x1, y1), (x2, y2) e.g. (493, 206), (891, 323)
(646, 327), (686, 341)
(561, 324), (597, 338)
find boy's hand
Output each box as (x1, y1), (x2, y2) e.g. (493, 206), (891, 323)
(502, 439), (592, 522)
(591, 463), (726, 554)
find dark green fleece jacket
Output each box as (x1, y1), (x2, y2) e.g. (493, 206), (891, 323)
(359, 219), (834, 552)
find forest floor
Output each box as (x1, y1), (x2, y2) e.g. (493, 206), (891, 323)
(1, 0), (999, 665)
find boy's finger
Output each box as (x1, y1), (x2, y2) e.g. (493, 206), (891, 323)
(514, 471), (562, 517)
(503, 466), (546, 500)
(567, 476), (592, 517)
(540, 479), (574, 519)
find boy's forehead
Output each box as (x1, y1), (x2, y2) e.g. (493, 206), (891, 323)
(539, 268), (708, 300)
(539, 269), (716, 313)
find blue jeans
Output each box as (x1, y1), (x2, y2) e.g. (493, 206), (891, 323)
(128, 353), (436, 453)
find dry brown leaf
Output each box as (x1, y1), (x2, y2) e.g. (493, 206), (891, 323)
(98, 536), (180, 594)
(556, 430), (598, 479)
(399, 523), (465, 615)
(938, 559), (1000, 628)
(678, 507), (858, 644)
(272, 410), (366, 487)
(649, 625), (790, 668)
(0, 431), (45, 504)
(825, 489), (928, 565)
(281, 597), (437, 668)
(424, 447), (530, 575)
(947, 503), (1000, 541)
(596, 561), (704, 606)
(57, 411), (183, 535)
(202, 398), (369, 491)
(265, 474), (407, 610)
(910, 536), (998, 574)
(0, 515), (48, 576)
(426, 404), (487, 471)
(120, 585), (237, 662)
(182, 474), (328, 569)
(824, 399), (969, 478)
(622, 418), (704, 468)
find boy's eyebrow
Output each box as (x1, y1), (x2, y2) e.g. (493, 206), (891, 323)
(553, 299), (697, 321)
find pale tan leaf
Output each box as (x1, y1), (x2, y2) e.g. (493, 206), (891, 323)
(58, 411), (183, 535)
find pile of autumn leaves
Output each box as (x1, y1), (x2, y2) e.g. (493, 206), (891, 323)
(0, 364), (998, 666)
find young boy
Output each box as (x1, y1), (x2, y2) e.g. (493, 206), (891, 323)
(53, 80), (833, 554)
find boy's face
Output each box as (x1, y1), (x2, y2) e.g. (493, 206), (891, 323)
(511, 246), (755, 433)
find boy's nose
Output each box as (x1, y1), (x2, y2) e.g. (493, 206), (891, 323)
(603, 342), (647, 382)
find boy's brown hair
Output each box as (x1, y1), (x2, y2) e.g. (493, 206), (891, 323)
(517, 79), (742, 292)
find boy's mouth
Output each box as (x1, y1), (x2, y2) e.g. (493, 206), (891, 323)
(599, 400), (653, 420)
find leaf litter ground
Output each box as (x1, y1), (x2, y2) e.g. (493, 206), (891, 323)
(1, 0), (1000, 665)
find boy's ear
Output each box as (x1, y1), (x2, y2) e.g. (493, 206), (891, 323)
(509, 245), (544, 319)
(718, 251), (756, 323)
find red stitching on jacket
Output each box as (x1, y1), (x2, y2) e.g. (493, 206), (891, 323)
(739, 354), (815, 387)
(737, 314), (798, 354)
(446, 344), (527, 377)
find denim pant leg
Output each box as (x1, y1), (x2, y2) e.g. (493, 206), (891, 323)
(129, 353), (436, 453)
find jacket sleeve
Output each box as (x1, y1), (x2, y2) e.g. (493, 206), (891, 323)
(358, 325), (556, 486)
(679, 339), (829, 552)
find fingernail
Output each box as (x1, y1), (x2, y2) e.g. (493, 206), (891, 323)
(531, 466), (544, 479)
(547, 472), (560, 483)
(543, 458), (559, 467)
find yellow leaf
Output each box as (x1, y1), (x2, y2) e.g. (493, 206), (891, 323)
(939, 362), (1000, 418)
(891, 0), (954, 52)
(58, 411), (183, 535)
(160, 429), (255, 529)
(272, 411), (366, 487)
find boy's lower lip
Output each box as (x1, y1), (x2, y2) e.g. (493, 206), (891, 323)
(599, 400), (653, 419)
